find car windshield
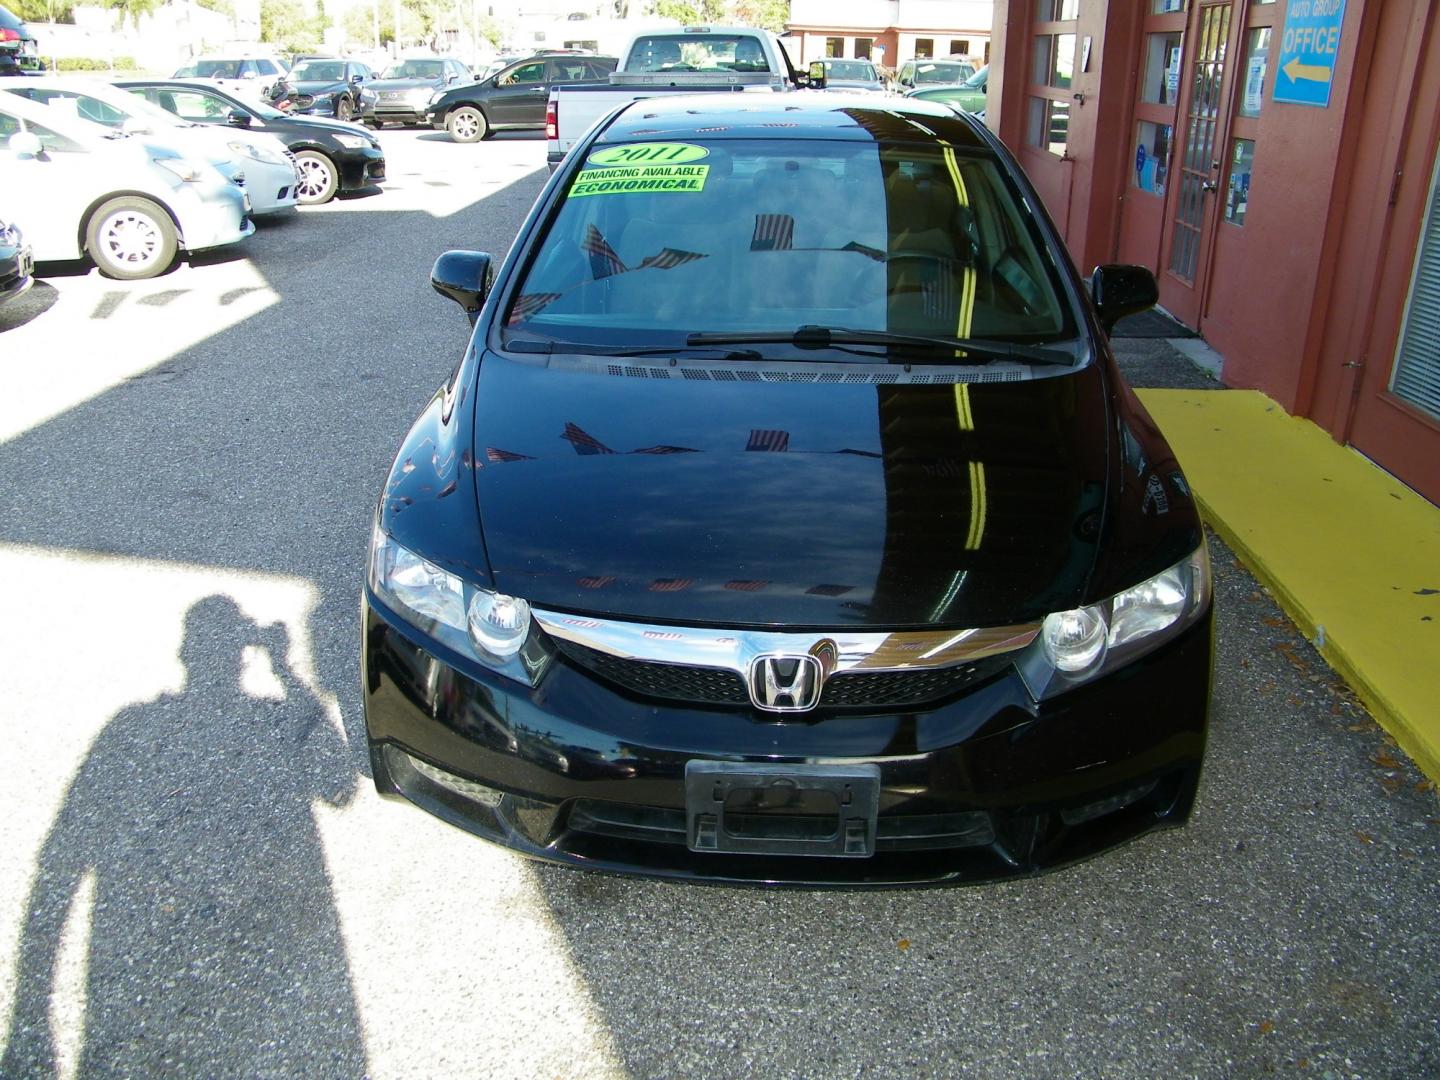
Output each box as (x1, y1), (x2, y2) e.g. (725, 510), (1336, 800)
(504, 138), (1072, 355)
(381, 60), (443, 79)
(627, 35), (771, 73)
(825, 61), (876, 81)
(194, 59), (244, 78)
(914, 62), (970, 84)
(290, 61), (346, 81)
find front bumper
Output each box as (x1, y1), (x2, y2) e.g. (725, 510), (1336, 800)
(364, 101), (431, 125)
(362, 596), (1211, 886)
(335, 146), (386, 192)
(172, 181), (254, 252)
(0, 242), (34, 305)
(242, 157), (300, 215)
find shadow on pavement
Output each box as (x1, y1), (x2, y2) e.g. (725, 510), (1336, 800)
(0, 595), (365, 1076)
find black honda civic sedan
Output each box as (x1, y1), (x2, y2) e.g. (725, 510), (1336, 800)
(363, 95), (1213, 886)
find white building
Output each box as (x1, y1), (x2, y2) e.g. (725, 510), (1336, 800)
(786, 0), (993, 70)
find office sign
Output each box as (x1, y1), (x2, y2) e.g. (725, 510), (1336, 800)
(1273, 0), (1348, 107)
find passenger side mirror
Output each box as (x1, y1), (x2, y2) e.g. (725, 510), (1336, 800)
(7, 131), (43, 158)
(432, 250), (493, 325)
(1090, 264), (1159, 334)
(121, 116), (151, 135)
(805, 62), (826, 89)
(225, 109), (252, 127)
(351, 73), (363, 84)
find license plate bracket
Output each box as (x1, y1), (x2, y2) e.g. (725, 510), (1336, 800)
(685, 761), (881, 858)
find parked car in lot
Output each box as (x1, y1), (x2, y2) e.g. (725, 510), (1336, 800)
(175, 54), (288, 103)
(271, 57), (375, 121)
(0, 3), (40, 73)
(429, 51), (618, 143)
(906, 64), (988, 112)
(0, 213), (32, 305)
(808, 57), (886, 92)
(895, 57), (976, 91)
(0, 92), (252, 279)
(1, 76), (301, 216)
(362, 57), (473, 128)
(117, 79), (385, 205)
(364, 94), (1213, 885)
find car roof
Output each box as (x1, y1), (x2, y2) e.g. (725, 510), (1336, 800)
(0, 85), (115, 142)
(598, 93), (988, 149)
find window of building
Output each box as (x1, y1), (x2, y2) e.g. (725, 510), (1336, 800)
(1238, 28), (1271, 117)
(826, 37), (845, 57)
(950, 39), (970, 56)
(854, 38), (873, 59)
(1224, 139), (1255, 224)
(1133, 121), (1173, 196)
(1030, 0), (1080, 157)
(915, 38), (934, 58)
(1150, 0), (1183, 11)
(1141, 32), (1183, 105)
(1390, 147), (1440, 422)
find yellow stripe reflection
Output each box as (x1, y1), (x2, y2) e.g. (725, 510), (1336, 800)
(953, 383), (974, 431)
(943, 146), (977, 351)
(966, 460), (987, 550)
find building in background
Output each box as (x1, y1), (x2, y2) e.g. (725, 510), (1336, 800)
(786, 0), (993, 71)
(987, 0), (1440, 505)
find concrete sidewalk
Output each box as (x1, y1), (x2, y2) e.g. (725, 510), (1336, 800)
(1124, 371), (1440, 783)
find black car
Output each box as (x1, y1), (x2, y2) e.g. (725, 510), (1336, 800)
(361, 56), (473, 128)
(363, 95), (1213, 886)
(427, 52), (617, 143)
(0, 215), (33, 306)
(116, 79), (385, 205)
(0, 3), (41, 73)
(270, 57), (374, 122)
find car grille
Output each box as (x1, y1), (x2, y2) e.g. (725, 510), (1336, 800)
(381, 91), (406, 101)
(293, 93), (316, 108)
(553, 640), (1012, 711)
(282, 149), (301, 180)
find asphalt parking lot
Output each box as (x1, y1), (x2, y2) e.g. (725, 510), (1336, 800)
(1, 128), (1437, 1079)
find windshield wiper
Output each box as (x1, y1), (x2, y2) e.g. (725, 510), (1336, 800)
(686, 326), (1074, 366)
(505, 337), (762, 361)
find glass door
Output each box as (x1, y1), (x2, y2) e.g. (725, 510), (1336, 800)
(1158, 0), (1241, 327)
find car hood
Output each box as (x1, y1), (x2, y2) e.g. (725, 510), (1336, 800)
(471, 353), (1114, 628)
(291, 79), (348, 94)
(368, 77), (439, 91)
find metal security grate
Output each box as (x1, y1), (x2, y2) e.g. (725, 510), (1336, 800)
(1391, 148), (1440, 423)
(557, 642), (750, 705)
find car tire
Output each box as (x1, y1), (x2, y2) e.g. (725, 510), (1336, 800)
(294, 149), (340, 205)
(85, 196), (178, 280)
(446, 106), (487, 143)
(337, 97), (354, 122)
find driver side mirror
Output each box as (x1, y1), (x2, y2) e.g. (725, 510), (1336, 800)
(351, 73), (364, 84)
(7, 131), (44, 158)
(225, 109), (252, 127)
(1090, 264), (1159, 334)
(121, 116), (152, 135)
(432, 250), (493, 325)
(806, 62), (827, 89)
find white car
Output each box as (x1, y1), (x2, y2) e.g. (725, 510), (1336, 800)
(0, 76), (300, 216)
(174, 55), (287, 105)
(0, 92), (253, 279)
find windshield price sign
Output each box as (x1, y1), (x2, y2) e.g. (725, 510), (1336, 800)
(1273, 0), (1348, 107)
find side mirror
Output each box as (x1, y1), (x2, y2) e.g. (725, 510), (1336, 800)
(8, 131), (44, 157)
(351, 73), (363, 84)
(225, 109), (252, 127)
(121, 116), (151, 135)
(1090, 264), (1159, 334)
(432, 250), (492, 325)
(806, 62), (826, 89)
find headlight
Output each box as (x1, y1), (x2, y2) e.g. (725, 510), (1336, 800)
(368, 521), (552, 684)
(153, 156), (210, 182)
(333, 132), (370, 150)
(310, 93), (333, 104)
(227, 140), (287, 166)
(1018, 542), (1211, 700)
(408, 87), (434, 103)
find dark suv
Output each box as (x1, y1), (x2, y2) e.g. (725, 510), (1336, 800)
(0, 4), (41, 73)
(427, 52), (617, 143)
(361, 56), (472, 128)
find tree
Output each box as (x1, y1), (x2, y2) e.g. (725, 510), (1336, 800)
(260, 0), (326, 49)
(101, 0), (159, 30)
(653, 0), (727, 26)
(731, 0), (789, 33)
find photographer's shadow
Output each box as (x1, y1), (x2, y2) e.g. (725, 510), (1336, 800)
(3, 595), (367, 1076)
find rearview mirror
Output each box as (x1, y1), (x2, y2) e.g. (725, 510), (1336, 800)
(1090, 264), (1159, 334)
(432, 250), (493, 325)
(7, 131), (43, 158)
(225, 109), (252, 127)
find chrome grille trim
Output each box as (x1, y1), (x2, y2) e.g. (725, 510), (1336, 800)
(533, 609), (1040, 677)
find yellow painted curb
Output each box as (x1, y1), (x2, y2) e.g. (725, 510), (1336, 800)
(1137, 388), (1440, 782)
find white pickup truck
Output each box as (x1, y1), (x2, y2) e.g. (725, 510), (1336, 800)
(545, 26), (811, 170)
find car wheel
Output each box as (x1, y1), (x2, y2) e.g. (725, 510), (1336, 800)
(294, 149), (340, 204)
(446, 106), (487, 143)
(85, 196), (178, 280)
(336, 97), (354, 122)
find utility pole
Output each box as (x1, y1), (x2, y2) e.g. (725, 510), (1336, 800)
(393, 0), (402, 55)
